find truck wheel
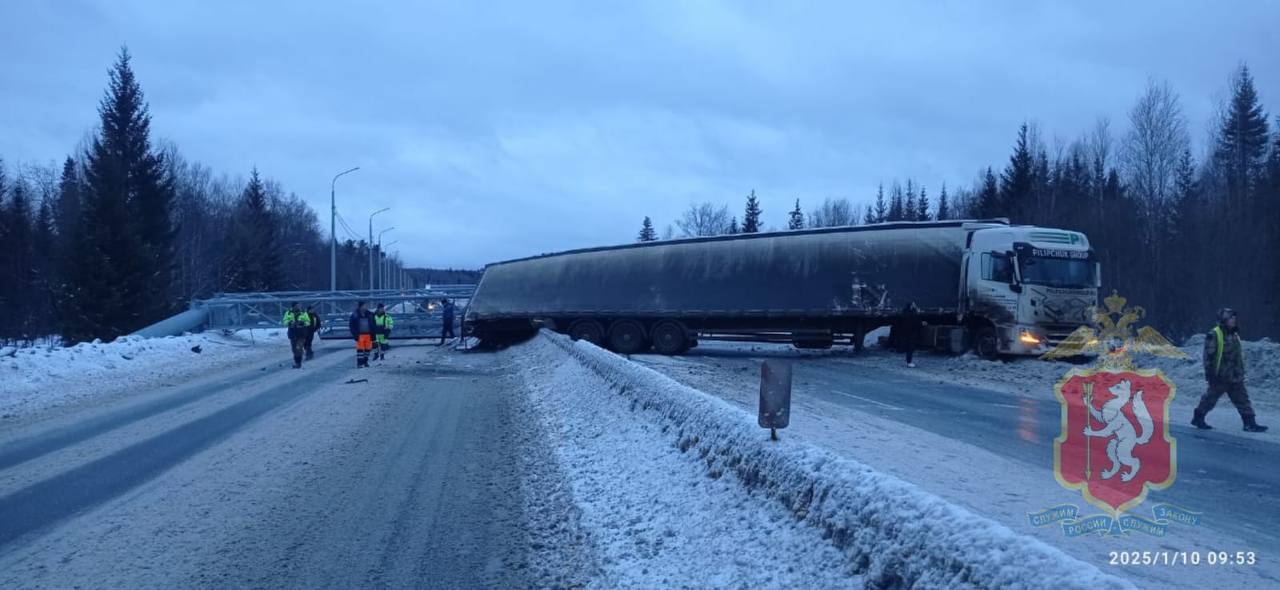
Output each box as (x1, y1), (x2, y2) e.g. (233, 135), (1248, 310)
(650, 320), (687, 355)
(568, 320), (605, 345)
(973, 326), (999, 359)
(608, 320), (647, 354)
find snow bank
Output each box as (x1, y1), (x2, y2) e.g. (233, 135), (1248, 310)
(541, 332), (1131, 590)
(0, 331), (277, 419)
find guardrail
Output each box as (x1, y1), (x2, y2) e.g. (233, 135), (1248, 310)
(133, 286), (476, 340)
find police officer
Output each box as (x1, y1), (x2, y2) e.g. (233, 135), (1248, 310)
(1192, 308), (1268, 432)
(349, 301), (375, 368)
(303, 304), (322, 360)
(372, 303), (394, 361)
(282, 302), (312, 369)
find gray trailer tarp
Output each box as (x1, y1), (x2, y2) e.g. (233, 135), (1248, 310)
(469, 222), (971, 321)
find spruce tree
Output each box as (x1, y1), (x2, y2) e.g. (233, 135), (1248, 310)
(728, 217), (740, 234)
(977, 167), (1000, 218)
(226, 168), (280, 292)
(637, 216), (657, 241)
(787, 199), (804, 230)
(68, 48), (175, 341)
(1001, 124), (1035, 221)
(937, 184), (950, 220)
(888, 182), (905, 221)
(31, 197), (56, 337)
(1213, 65), (1270, 203)
(917, 186), (931, 221)
(54, 157), (81, 242)
(872, 183), (888, 223)
(5, 181), (36, 340)
(903, 180), (918, 221)
(0, 164), (10, 340)
(742, 190), (762, 233)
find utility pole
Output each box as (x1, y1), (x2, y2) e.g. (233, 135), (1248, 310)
(368, 207), (390, 290)
(330, 166), (360, 291)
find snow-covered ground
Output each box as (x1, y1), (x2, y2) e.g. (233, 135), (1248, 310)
(518, 332), (1131, 589)
(0, 330), (283, 422)
(630, 337), (1280, 589)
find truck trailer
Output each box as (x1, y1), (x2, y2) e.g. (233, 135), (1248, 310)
(464, 219), (1099, 357)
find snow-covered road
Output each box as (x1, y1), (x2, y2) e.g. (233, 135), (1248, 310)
(1, 329), (1202, 588)
(633, 342), (1280, 589)
(0, 340), (587, 588)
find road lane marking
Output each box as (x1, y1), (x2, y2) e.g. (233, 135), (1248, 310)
(830, 390), (904, 411)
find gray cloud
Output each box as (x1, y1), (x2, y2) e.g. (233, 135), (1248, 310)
(3, 0), (1278, 267)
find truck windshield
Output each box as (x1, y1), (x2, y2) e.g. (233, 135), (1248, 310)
(1019, 256), (1095, 288)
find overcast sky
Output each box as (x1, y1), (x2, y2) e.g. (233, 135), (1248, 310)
(3, 1), (1278, 268)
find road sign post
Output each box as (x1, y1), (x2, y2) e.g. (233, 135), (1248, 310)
(758, 360), (792, 441)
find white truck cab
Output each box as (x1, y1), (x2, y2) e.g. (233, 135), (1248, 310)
(960, 223), (1099, 356)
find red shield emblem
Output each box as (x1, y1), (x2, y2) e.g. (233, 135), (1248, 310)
(1054, 369), (1177, 515)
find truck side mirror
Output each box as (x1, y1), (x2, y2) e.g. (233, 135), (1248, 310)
(1006, 250), (1023, 287)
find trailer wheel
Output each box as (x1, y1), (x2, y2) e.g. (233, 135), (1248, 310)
(608, 320), (647, 354)
(650, 320), (687, 355)
(973, 326), (999, 360)
(568, 320), (605, 345)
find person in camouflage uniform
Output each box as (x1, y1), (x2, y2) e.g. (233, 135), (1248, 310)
(1192, 308), (1268, 432)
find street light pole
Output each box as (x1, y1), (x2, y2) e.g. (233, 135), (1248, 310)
(330, 166), (360, 291)
(382, 240), (399, 290)
(368, 207), (390, 290)
(377, 230), (396, 290)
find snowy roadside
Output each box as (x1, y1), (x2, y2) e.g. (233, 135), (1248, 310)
(633, 347), (1277, 589)
(0, 330), (284, 422)
(514, 332), (1132, 589)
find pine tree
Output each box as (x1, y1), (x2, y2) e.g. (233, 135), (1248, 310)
(66, 48), (175, 341)
(1213, 65), (1270, 204)
(31, 196), (56, 338)
(977, 167), (1000, 218)
(903, 180), (918, 221)
(888, 182), (905, 221)
(54, 157), (81, 241)
(637, 216), (657, 241)
(0, 163), (10, 340)
(742, 190), (762, 233)
(5, 180), (37, 340)
(1001, 123), (1035, 221)
(728, 216), (740, 234)
(937, 184), (950, 220)
(787, 199), (804, 230)
(226, 168), (280, 292)
(871, 183), (888, 223)
(1208, 65), (1273, 332)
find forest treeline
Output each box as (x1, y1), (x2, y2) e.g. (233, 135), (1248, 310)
(643, 67), (1280, 341)
(0, 50), (465, 345)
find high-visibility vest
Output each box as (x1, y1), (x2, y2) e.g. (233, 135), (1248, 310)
(283, 310), (312, 329)
(1210, 325), (1244, 375)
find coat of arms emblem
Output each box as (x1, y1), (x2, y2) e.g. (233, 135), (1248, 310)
(1031, 292), (1202, 537)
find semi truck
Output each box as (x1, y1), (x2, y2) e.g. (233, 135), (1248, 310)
(464, 219), (1100, 357)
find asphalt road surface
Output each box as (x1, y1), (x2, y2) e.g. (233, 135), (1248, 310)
(0, 342), (562, 589)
